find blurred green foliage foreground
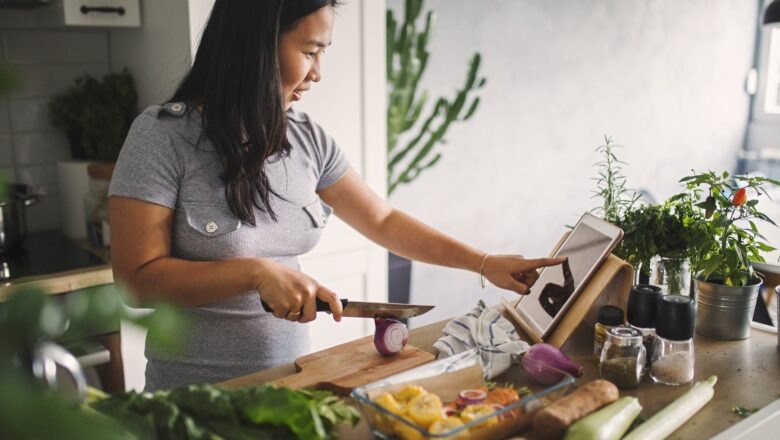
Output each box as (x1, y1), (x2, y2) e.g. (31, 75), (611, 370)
(0, 286), (187, 439)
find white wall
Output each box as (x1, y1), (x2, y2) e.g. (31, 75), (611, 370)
(386, 0), (760, 326)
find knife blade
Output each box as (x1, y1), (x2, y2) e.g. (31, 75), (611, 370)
(261, 298), (434, 319)
(318, 299), (434, 319)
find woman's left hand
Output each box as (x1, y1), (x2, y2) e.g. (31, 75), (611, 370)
(481, 255), (567, 295)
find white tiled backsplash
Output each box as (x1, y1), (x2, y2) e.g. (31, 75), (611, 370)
(0, 25), (111, 231)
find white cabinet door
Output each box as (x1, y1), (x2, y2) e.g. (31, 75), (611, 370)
(302, 247), (388, 352)
(303, 251), (371, 352)
(38, 0), (142, 28)
(296, 0), (388, 352)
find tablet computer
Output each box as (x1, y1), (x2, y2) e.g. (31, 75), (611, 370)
(514, 213), (624, 339)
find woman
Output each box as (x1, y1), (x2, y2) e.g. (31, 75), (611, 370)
(109, 0), (564, 391)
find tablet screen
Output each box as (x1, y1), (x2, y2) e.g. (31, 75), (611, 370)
(518, 221), (618, 337)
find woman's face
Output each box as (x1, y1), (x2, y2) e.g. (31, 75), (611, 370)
(278, 6), (335, 110)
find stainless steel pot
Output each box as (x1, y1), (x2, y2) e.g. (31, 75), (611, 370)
(0, 183), (41, 253)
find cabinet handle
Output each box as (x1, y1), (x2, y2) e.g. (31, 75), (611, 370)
(80, 5), (126, 16)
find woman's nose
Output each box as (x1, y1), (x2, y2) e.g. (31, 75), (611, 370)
(308, 59), (321, 83)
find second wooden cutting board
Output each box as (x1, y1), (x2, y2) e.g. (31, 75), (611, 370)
(273, 335), (435, 395)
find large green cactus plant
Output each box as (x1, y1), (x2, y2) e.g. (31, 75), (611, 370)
(386, 0), (486, 195)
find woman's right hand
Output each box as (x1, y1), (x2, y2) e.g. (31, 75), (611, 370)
(254, 258), (344, 324)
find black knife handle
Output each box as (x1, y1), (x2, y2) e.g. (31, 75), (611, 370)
(261, 298), (349, 314)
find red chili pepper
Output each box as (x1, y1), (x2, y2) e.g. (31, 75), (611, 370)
(732, 188), (747, 206)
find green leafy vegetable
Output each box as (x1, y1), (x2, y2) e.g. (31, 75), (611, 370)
(731, 405), (758, 418)
(90, 384), (360, 440)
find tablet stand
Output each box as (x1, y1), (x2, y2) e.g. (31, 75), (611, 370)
(501, 238), (635, 348)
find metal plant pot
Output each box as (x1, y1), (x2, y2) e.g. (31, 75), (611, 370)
(694, 276), (762, 340)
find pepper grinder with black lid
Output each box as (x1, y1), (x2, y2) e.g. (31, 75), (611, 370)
(627, 284), (663, 370)
(650, 295), (696, 385)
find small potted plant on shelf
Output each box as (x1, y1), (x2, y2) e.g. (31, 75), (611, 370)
(48, 69), (138, 241)
(671, 171), (779, 340)
(48, 69), (137, 163)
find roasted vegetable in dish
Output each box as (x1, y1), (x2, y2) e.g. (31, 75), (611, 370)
(371, 383), (530, 439)
(88, 384), (360, 440)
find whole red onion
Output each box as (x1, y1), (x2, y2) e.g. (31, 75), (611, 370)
(521, 343), (584, 385)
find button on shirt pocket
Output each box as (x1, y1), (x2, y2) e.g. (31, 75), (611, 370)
(183, 203), (242, 236)
(303, 199), (333, 228)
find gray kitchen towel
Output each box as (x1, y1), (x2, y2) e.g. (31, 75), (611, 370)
(433, 301), (530, 379)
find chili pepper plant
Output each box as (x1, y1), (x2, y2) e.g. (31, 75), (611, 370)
(669, 171), (780, 287)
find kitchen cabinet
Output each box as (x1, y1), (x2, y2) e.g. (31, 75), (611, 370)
(37, 0), (141, 27)
(293, 0), (388, 352)
(0, 232), (123, 393)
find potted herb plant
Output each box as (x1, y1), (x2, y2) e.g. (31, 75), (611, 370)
(616, 202), (705, 295)
(672, 171), (779, 340)
(48, 69), (138, 239)
(589, 137), (707, 296)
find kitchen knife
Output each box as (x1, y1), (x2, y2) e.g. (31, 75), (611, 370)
(261, 299), (434, 319)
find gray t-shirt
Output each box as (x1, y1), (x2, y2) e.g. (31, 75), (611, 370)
(109, 102), (349, 391)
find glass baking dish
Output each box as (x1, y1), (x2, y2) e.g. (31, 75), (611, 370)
(351, 349), (575, 439)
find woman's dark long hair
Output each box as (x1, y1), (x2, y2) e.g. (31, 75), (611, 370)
(171, 0), (339, 225)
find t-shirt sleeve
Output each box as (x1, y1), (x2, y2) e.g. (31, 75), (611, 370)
(308, 120), (350, 190)
(108, 113), (181, 209)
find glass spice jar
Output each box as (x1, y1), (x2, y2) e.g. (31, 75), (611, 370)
(599, 326), (646, 388)
(84, 163), (115, 248)
(651, 295), (695, 386)
(594, 305), (624, 366)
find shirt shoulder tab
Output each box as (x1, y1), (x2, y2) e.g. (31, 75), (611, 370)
(157, 102), (187, 117)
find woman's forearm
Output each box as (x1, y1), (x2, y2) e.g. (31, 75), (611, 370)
(371, 209), (486, 273)
(117, 257), (264, 307)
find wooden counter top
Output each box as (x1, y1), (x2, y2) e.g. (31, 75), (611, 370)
(222, 314), (780, 439)
(0, 236), (113, 301)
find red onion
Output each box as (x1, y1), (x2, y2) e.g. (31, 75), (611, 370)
(458, 389), (487, 405)
(520, 343), (584, 385)
(374, 317), (409, 356)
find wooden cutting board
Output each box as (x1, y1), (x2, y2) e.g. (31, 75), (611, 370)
(272, 335), (435, 395)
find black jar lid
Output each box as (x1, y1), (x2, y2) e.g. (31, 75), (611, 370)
(655, 295), (695, 340)
(597, 305), (624, 326)
(627, 284), (663, 328)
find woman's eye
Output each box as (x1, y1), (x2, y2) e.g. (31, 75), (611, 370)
(305, 52), (317, 58)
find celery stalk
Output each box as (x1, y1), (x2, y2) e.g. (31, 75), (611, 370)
(623, 375), (717, 440)
(564, 396), (642, 440)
